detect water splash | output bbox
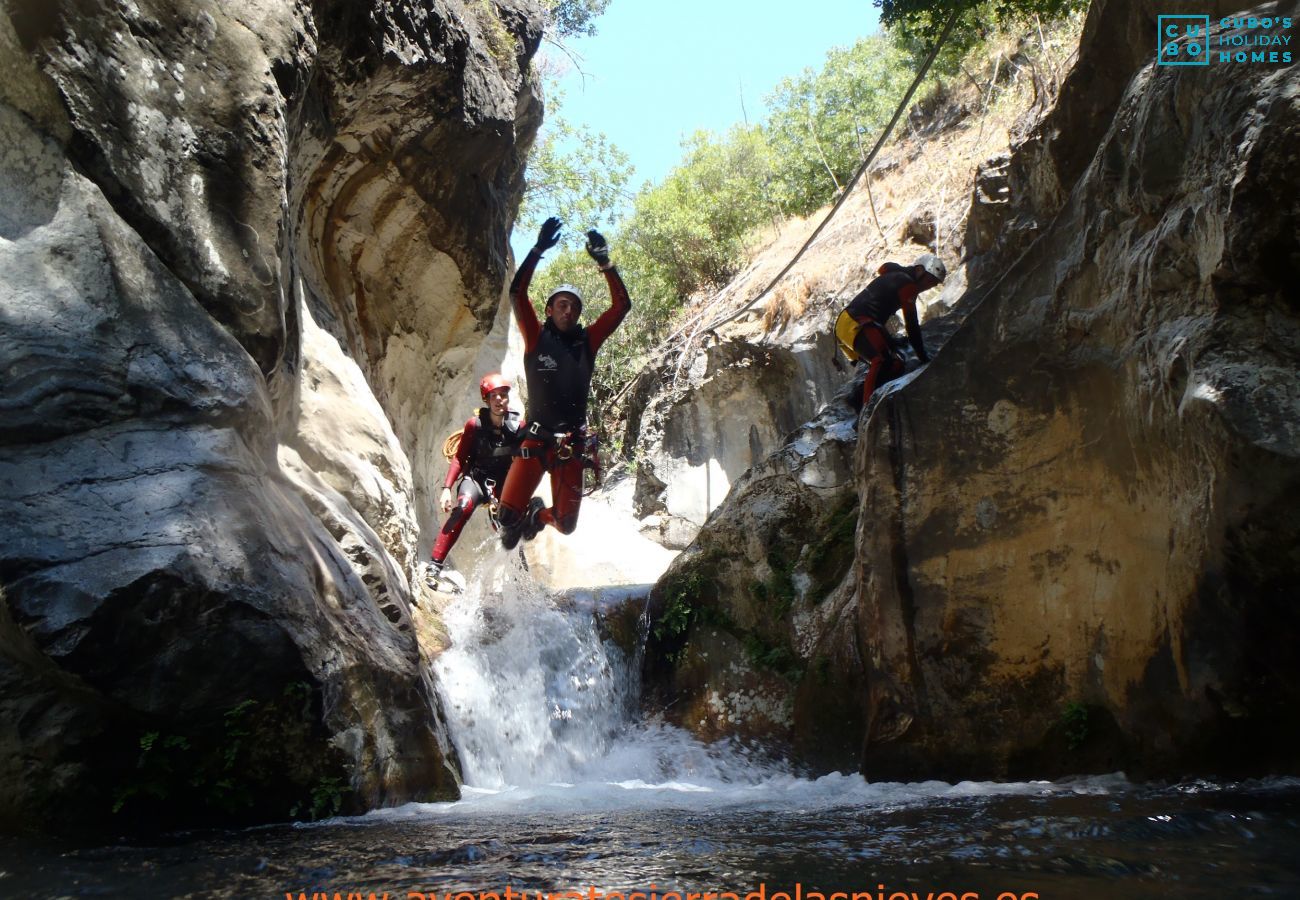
[427,550,1133,820]
[432,550,787,795]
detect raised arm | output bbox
[582,230,631,353]
[509,217,563,351]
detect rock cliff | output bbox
[643,0,1300,779]
[0,0,542,831]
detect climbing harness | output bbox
[513,422,602,488]
[484,477,501,531]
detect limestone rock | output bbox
[0,0,542,832]
[856,18,1300,779]
[963,0,1254,289]
[632,339,841,527]
[642,399,867,771]
[643,0,1300,781]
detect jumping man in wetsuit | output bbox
[837,253,946,407]
[429,372,523,587]
[497,216,631,550]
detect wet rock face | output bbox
[642,398,868,772]
[645,0,1300,780]
[0,0,540,831]
[856,18,1300,778]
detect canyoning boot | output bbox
[425,559,464,594]
[500,519,524,551]
[520,497,547,542]
[424,559,444,590]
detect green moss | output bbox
[1061,700,1089,750]
[654,552,722,641]
[805,494,860,602]
[751,547,798,618]
[472,0,516,65]
[651,553,724,667]
[112,681,349,824]
[743,633,804,682]
[290,775,349,821]
[813,654,833,685]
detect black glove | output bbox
[585,230,611,266]
[536,217,562,252]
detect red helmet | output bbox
[479,372,510,400]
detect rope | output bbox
[442,429,463,462]
[701,8,961,337]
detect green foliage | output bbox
[542,0,611,38]
[290,776,349,821]
[472,0,516,64]
[751,548,798,617]
[876,0,1088,70]
[519,93,634,236]
[742,633,803,682]
[763,36,914,216]
[112,731,190,813]
[626,126,777,296]
[1061,701,1089,750]
[112,682,349,823]
[655,566,714,641]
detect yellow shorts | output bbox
[834,310,862,362]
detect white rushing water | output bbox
[401,550,1131,822]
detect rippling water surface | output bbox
[4,559,1297,898]
[4,775,1299,899]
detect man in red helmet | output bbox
[497,216,631,550]
[834,253,946,408]
[428,372,523,587]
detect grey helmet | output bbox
[913,253,947,283]
[546,284,584,312]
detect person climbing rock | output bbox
[834,253,946,408]
[429,372,523,590]
[497,216,631,550]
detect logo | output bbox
[1158,14,1294,66]
[1159,15,1210,65]
[537,353,558,371]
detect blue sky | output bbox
[516,0,882,255]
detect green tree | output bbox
[624,125,777,297]
[876,0,1087,61]
[543,0,612,38]
[518,101,634,236]
[520,0,628,233]
[763,35,913,216]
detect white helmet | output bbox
[546,284,584,312]
[913,253,947,283]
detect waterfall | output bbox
[432,550,783,796]
[424,545,1132,822]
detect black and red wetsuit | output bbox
[431,407,523,565]
[843,263,930,405]
[497,249,631,535]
